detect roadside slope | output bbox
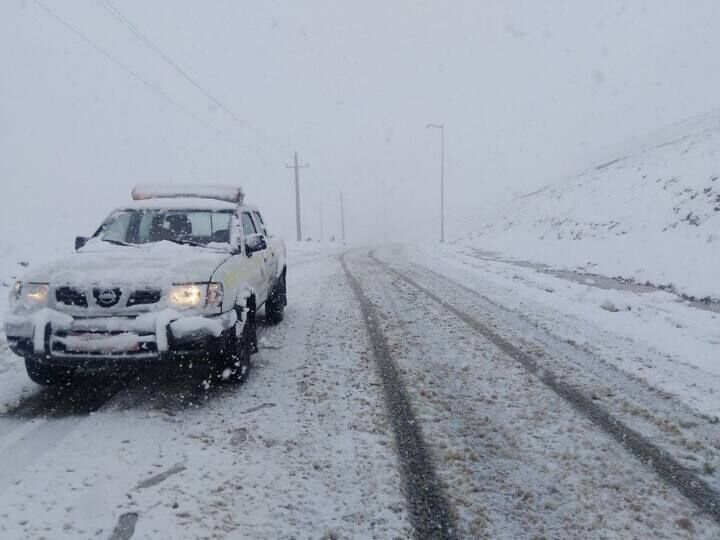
[460,110,720,300]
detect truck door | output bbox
[252,210,278,279]
[241,211,270,303]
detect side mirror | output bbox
[245,234,267,256]
[75,236,89,250]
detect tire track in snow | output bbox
[341,251,457,540]
[369,251,720,525]
[404,243,720,489]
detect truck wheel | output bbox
[25,356,75,386]
[218,321,252,384]
[265,271,286,324]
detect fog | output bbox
[2,0,720,250]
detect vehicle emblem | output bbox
[93,287,121,307]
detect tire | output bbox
[25,356,75,386]
[217,320,252,384]
[265,270,286,324]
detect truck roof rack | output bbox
[131,184,245,204]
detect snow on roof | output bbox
[132,184,245,204]
[119,197,238,211]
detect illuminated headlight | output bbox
[11,282,49,312]
[168,283,223,309]
[168,284,203,308]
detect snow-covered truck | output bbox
[4,185,286,385]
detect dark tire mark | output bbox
[135,463,186,490]
[108,512,138,540]
[341,251,457,540]
[370,251,720,524]
[241,402,276,414]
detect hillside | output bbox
[460,112,720,300]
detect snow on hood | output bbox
[21,240,231,287]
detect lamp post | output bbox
[426,123,445,242]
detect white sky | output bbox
[2,0,720,248]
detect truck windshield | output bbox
[96,209,233,246]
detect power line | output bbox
[97,0,250,130]
[33,0,237,144]
[97,0,286,152]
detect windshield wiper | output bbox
[162,238,206,248]
[101,238,136,247]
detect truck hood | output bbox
[22,242,232,288]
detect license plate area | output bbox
[60,333,142,354]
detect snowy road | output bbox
[1,245,719,538]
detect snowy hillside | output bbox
[460,112,720,300]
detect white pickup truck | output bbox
[4,185,286,385]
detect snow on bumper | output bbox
[4,308,238,358]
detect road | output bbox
[0,245,719,539]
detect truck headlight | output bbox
[11,282,49,312]
[168,283,223,309]
[168,284,204,307]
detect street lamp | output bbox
[426,123,445,242]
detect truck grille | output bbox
[127,289,162,306]
[56,287,88,307]
[54,287,162,309]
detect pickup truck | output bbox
[4,185,287,385]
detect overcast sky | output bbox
[3,0,720,250]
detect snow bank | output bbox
[459,111,720,299]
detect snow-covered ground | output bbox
[2,242,719,537]
[455,111,720,300]
[0,246,409,539]
[425,243,720,420]
[357,246,718,538]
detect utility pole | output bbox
[339,192,346,242]
[318,204,324,241]
[285,152,309,241]
[427,123,445,242]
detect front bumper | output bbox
[4,308,239,363]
